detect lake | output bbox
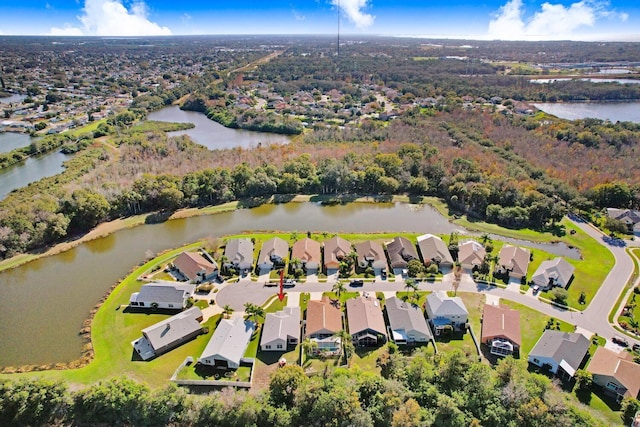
[530,78,640,84]
[0,150,71,200]
[0,94,26,104]
[147,106,291,150]
[0,132,32,154]
[532,101,640,123]
[0,201,579,367]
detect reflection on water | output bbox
[0,151,71,200]
[533,101,640,123]
[0,132,32,154]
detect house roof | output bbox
[416,234,454,265]
[200,316,256,365]
[323,236,352,268]
[532,258,575,288]
[607,208,640,226]
[385,297,432,340]
[173,251,218,281]
[346,296,387,337]
[130,282,195,305]
[529,330,590,374]
[224,238,254,267]
[306,296,343,336]
[291,238,321,265]
[142,306,203,351]
[588,347,640,399]
[481,304,522,346]
[426,291,469,317]
[258,237,289,265]
[260,307,300,346]
[498,245,530,277]
[386,237,419,268]
[458,240,486,267]
[354,240,385,264]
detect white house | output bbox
[257,237,289,274]
[224,238,254,274]
[129,282,196,310]
[425,291,468,334]
[385,296,432,344]
[199,316,256,369]
[528,330,590,379]
[531,258,575,290]
[260,307,301,351]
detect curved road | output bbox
[216,216,640,347]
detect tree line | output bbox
[3,349,634,426]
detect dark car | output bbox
[633,343,640,352]
[612,336,629,347]
[349,279,364,287]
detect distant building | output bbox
[588,347,640,403]
[257,237,289,274]
[606,208,640,236]
[131,306,203,360]
[323,236,352,274]
[458,240,486,270]
[386,237,419,271]
[496,245,530,280]
[291,238,322,274]
[354,240,387,271]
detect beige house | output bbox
[354,240,387,271]
[323,236,352,273]
[291,238,322,274]
[588,347,640,402]
[346,295,387,346]
[458,240,486,270]
[496,245,530,280]
[416,234,454,267]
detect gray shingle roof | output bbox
[142,306,203,351]
[130,282,195,305]
[426,291,468,317]
[346,296,387,337]
[386,297,432,339]
[224,238,254,268]
[258,237,289,265]
[260,307,300,346]
[532,258,575,288]
[200,316,256,366]
[416,234,454,265]
[386,237,419,269]
[530,330,590,372]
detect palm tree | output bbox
[222,304,234,319]
[244,302,265,324]
[479,233,492,246]
[302,338,318,360]
[335,329,355,366]
[332,281,347,305]
[404,279,419,304]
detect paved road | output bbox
[216,216,640,347]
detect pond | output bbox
[0,201,579,367]
[147,106,292,150]
[0,132,32,154]
[533,101,640,123]
[0,150,71,200]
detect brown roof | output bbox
[589,347,640,399]
[498,245,530,277]
[386,236,419,269]
[346,296,387,337]
[305,296,343,337]
[291,238,321,264]
[173,252,217,281]
[323,236,352,269]
[481,304,522,347]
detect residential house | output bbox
[291,238,322,274]
[198,316,256,369]
[531,258,575,290]
[129,282,196,310]
[481,304,522,357]
[607,208,640,236]
[386,237,419,272]
[416,234,454,268]
[458,240,486,270]
[257,237,289,274]
[425,291,469,335]
[354,240,387,272]
[346,296,387,346]
[385,296,432,344]
[173,251,218,282]
[224,238,254,274]
[305,296,343,355]
[323,236,352,274]
[496,245,530,280]
[131,306,203,360]
[588,347,640,402]
[260,307,301,351]
[528,331,590,379]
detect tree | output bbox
[391,398,423,427]
[62,189,110,232]
[574,369,592,393]
[621,398,640,426]
[551,288,568,305]
[302,338,318,358]
[223,304,234,319]
[244,302,265,324]
[404,279,419,303]
[72,377,148,426]
[268,365,307,408]
[0,378,69,426]
[332,281,347,305]
[407,259,425,278]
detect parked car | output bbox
[532,285,540,294]
[612,336,629,347]
[349,279,364,287]
[284,279,296,288]
[632,343,640,352]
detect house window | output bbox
[168,304,174,308]
[139,302,145,307]
[533,358,539,364]
[266,345,271,349]
[277,344,283,349]
[606,382,619,391]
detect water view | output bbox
[0,93,26,104]
[0,132,32,153]
[147,106,292,150]
[0,150,71,200]
[0,201,579,367]
[533,101,640,123]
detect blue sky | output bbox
[1,0,638,41]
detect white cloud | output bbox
[49,0,171,36]
[488,0,627,40]
[331,0,375,29]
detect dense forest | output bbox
[3,350,636,427]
